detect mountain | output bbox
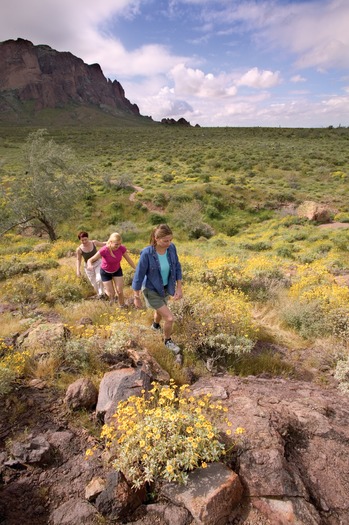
[0,38,152,125]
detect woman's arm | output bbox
[93,240,106,247]
[76,248,82,277]
[87,251,102,267]
[123,252,136,269]
[132,251,148,292]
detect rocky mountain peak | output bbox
[0,38,142,121]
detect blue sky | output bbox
[1,0,349,127]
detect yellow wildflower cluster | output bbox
[0,341,31,396]
[289,262,349,312]
[97,381,240,488]
[241,254,285,280]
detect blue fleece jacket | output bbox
[132,244,182,297]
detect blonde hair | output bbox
[106,232,122,257]
[150,224,173,246]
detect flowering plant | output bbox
[96,380,241,488]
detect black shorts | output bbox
[100,267,123,282]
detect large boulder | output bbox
[64,378,98,411]
[96,365,152,423]
[162,462,243,525]
[17,322,70,354]
[296,201,332,223]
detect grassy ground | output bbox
[0,125,349,395]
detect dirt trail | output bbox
[129,185,144,201]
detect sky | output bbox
[1,0,349,127]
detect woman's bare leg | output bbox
[155,304,174,340]
[114,276,125,306]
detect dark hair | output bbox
[78,231,89,240]
[150,224,173,246]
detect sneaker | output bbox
[174,353,183,366]
[165,339,181,355]
[151,323,161,332]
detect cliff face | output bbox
[0,38,140,119]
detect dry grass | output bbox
[0,313,32,338]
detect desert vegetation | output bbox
[1,124,349,489]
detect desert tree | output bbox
[0,129,91,241]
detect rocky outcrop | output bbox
[0,38,140,119]
[1,346,349,524]
[192,376,349,525]
[296,201,333,223]
[161,117,192,126]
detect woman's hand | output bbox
[133,295,142,309]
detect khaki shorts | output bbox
[143,287,169,310]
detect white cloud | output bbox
[254,0,349,70]
[0,0,187,79]
[290,75,306,83]
[237,67,281,89]
[170,64,238,97]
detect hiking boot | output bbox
[174,353,183,366]
[151,322,161,332]
[165,339,181,355]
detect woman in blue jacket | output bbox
[132,224,183,362]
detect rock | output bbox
[127,347,170,383]
[50,499,99,525]
[141,503,191,525]
[47,431,74,449]
[85,477,106,502]
[64,378,98,410]
[77,317,93,326]
[11,434,53,465]
[94,470,146,519]
[296,201,332,223]
[17,322,70,353]
[192,376,349,524]
[162,463,243,525]
[96,365,152,423]
[0,38,141,120]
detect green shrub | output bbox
[149,213,166,225]
[329,308,349,341]
[197,333,255,371]
[334,358,349,395]
[240,241,272,251]
[104,325,131,355]
[188,222,215,239]
[58,339,95,373]
[0,258,59,280]
[281,300,330,338]
[0,367,16,396]
[48,280,83,304]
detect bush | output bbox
[281,300,330,338]
[197,333,255,371]
[104,325,131,355]
[188,222,215,239]
[58,339,95,373]
[334,358,349,395]
[48,280,83,304]
[0,257,59,281]
[0,342,31,396]
[240,241,272,251]
[329,308,349,341]
[95,381,238,488]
